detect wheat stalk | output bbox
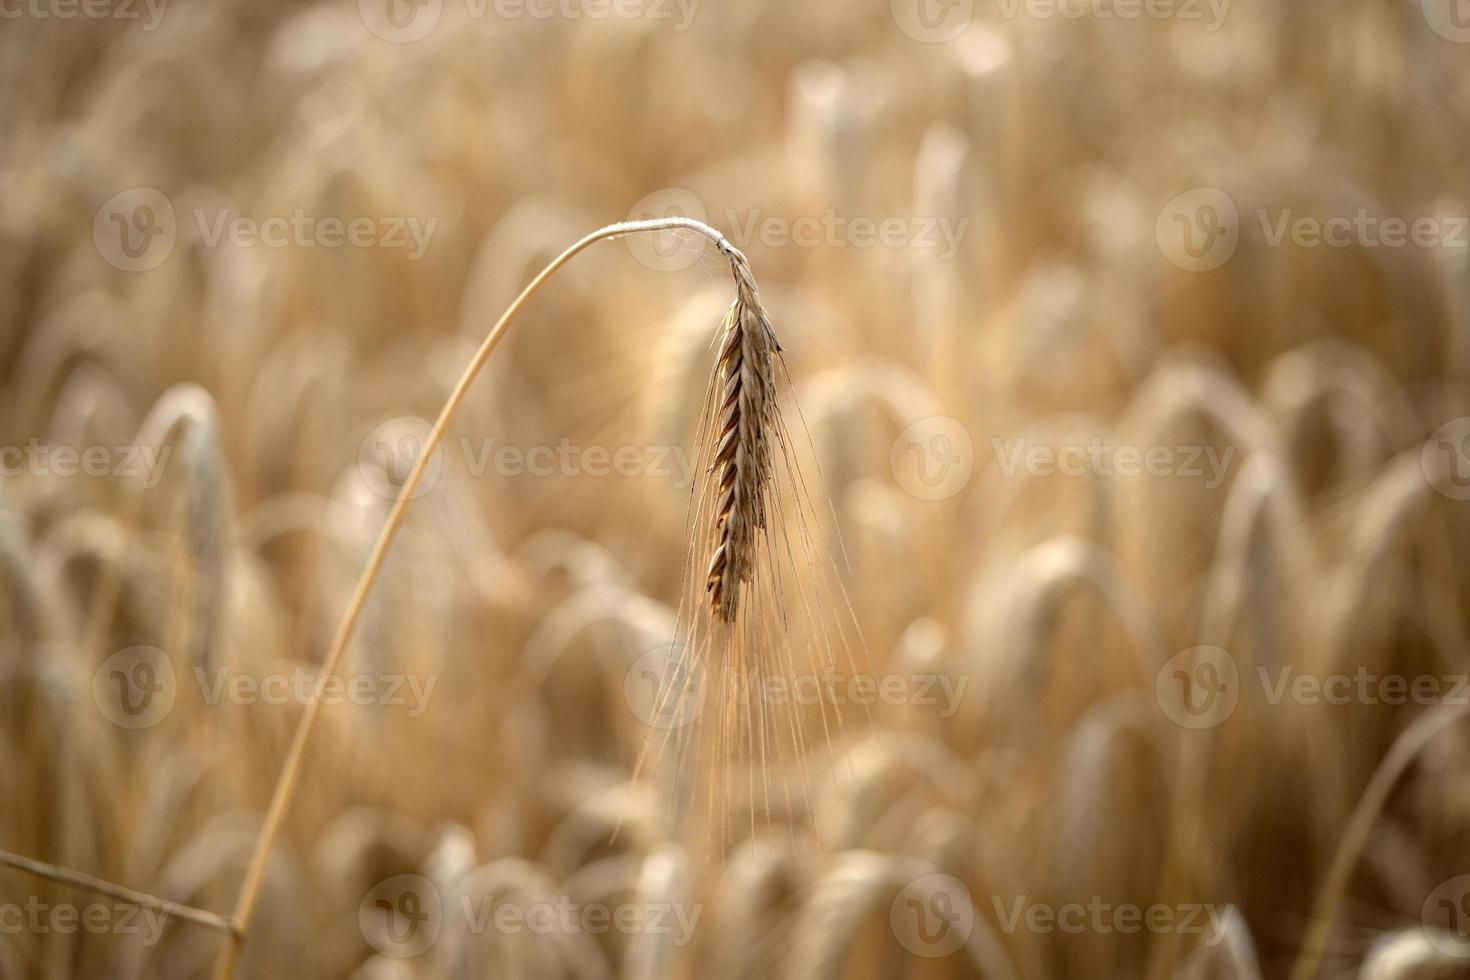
[213,216,779,979]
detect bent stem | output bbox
[1287,701,1470,980]
[214,217,743,979]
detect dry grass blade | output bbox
[0,847,238,939]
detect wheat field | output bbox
[3,1,1470,978]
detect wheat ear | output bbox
[215,216,774,979]
[705,247,780,622]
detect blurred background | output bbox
[4,0,1470,977]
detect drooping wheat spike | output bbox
[705,238,781,623]
[217,216,802,979]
